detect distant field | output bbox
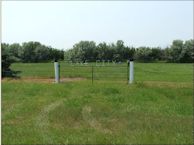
[2,62,193,144]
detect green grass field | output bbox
[2,62,193,144]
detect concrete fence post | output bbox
[54,61,60,83]
[129,59,134,84]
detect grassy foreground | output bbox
[2,62,193,144]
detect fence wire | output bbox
[61,65,129,83]
[8,64,129,83]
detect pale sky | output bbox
[2,1,193,50]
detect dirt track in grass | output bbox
[2,77,86,83]
[35,99,66,144]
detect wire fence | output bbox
[60,65,129,83]
[7,62,129,83]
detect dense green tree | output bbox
[115,40,125,61]
[179,39,194,63]
[21,41,41,62]
[19,42,64,62]
[1,43,18,77]
[49,48,64,61]
[34,45,50,62]
[150,47,163,61]
[123,46,135,60]
[134,47,152,62]
[96,42,110,60]
[164,39,193,63]
[170,40,184,62]
[8,43,22,61]
[69,41,96,62]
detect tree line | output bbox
[2,41,64,63]
[64,39,194,63]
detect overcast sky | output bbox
[2,1,193,50]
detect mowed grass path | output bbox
[2,62,193,144]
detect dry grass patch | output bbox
[143,81,192,88]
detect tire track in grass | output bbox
[82,106,112,134]
[36,101,111,143]
[35,99,66,144]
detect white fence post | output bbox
[129,59,134,84]
[54,61,60,83]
